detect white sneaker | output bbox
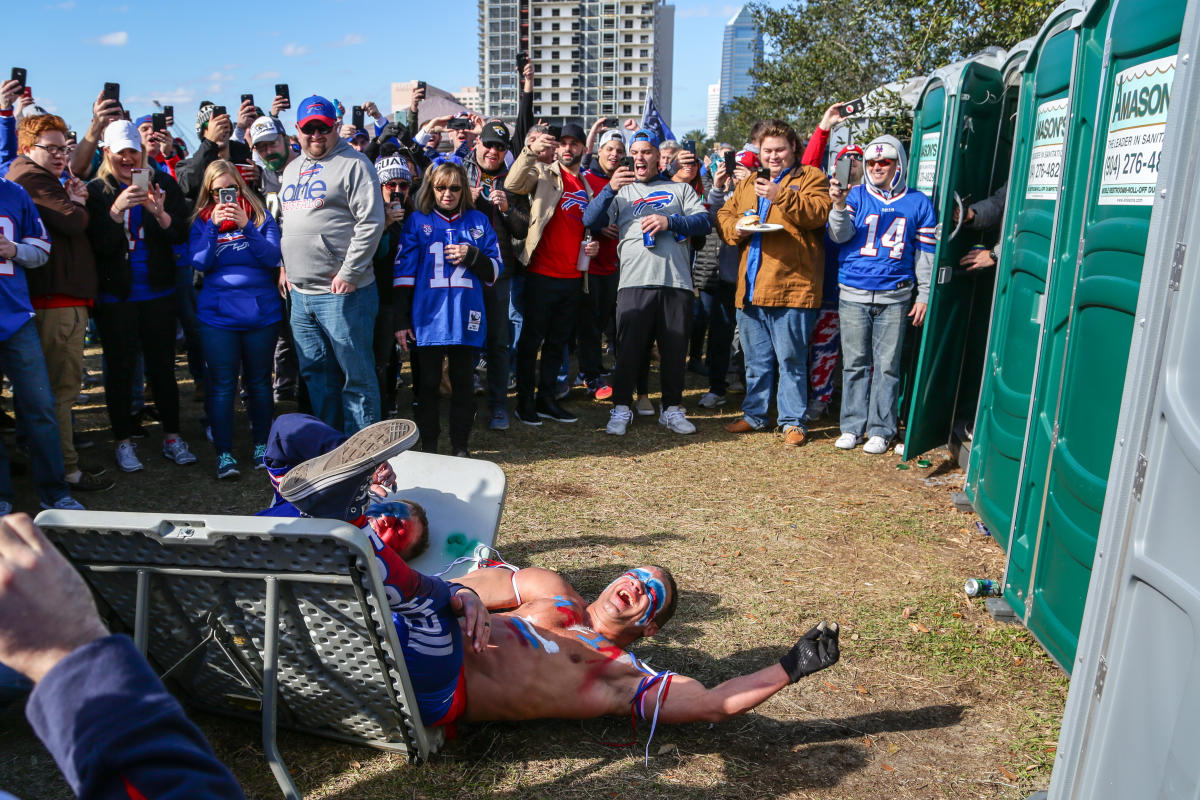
[834,432,860,450]
[863,435,890,455]
[635,396,655,416]
[163,437,198,465]
[658,405,697,434]
[698,392,727,409]
[606,405,633,435]
[116,441,144,472]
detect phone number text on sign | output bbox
[915,132,939,195]
[1098,55,1175,206]
[1026,98,1068,201]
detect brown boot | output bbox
[783,426,807,447]
[724,419,760,434]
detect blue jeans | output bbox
[736,304,818,431]
[289,287,380,436]
[200,321,279,452]
[699,281,737,396]
[0,320,68,504]
[838,298,912,440]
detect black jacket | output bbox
[175,138,254,205]
[461,148,530,279]
[85,169,189,301]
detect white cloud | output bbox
[48,1,76,10]
[331,33,365,46]
[253,71,281,81]
[205,71,235,83]
[282,43,308,57]
[95,30,129,46]
[126,86,197,107]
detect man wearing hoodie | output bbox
[279,95,386,436]
[827,136,935,455]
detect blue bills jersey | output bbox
[393,208,502,349]
[836,183,937,292]
[0,179,50,341]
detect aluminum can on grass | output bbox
[964,578,1001,597]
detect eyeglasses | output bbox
[433,185,463,193]
[866,158,895,167]
[843,154,863,161]
[383,181,410,191]
[300,123,333,135]
[33,144,73,157]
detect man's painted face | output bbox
[602,567,667,628]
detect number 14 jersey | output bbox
[836,183,937,293]
[393,208,502,349]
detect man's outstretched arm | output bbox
[651,622,840,724]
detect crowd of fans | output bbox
[0,62,945,505]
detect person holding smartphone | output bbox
[188,160,283,479]
[85,120,197,473]
[693,146,742,411]
[393,161,502,457]
[175,102,254,206]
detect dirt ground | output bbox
[0,348,1067,799]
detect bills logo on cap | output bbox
[422,224,433,236]
[632,190,674,214]
[560,189,589,214]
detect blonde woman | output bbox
[189,160,283,478]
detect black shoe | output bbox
[73,433,95,450]
[515,399,542,426]
[66,470,115,492]
[452,449,470,458]
[536,397,578,423]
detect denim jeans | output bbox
[290,287,380,436]
[200,322,279,452]
[699,281,737,396]
[736,304,818,431]
[0,320,68,505]
[838,298,912,440]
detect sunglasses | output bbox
[434,184,463,193]
[300,123,333,135]
[843,154,864,161]
[866,158,896,167]
[383,181,410,191]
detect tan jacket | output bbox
[716,164,831,309]
[503,146,593,266]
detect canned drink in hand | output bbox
[445,228,457,246]
[643,229,656,248]
[577,235,592,272]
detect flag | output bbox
[640,95,676,145]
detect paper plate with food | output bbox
[736,214,784,233]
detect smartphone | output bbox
[275,83,290,106]
[130,168,151,191]
[757,167,771,181]
[834,156,852,187]
[839,96,867,117]
[682,139,696,153]
[448,117,473,131]
[152,113,167,132]
[417,80,426,92]
[515,51,528,71]
[11,68,26,90]
[547,124,562,139]
[723,151,737,176]
[352,106,365,130]
[211,105,227,118]
[620,156,635,170]
[102,82,120,102]
[241,93,254,107]
[22,86,32,99]
[217,187,239,205]
[163,105,174,121]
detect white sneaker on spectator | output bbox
[635,396,655,416]
[116,441,144,472]
[698,392,726,409]
[834,433,861,450]
[606,405,633,435]
[862,435,889,455]
[41,496,85,511]
[163,437,198,465]
[658,405,696,434]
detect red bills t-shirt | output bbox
[529,169,588,279]
[582,169,619,277]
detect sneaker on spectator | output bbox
[115,441,144,472]
[862,435,890,455]
[163,437,198,465]
[606,405,633,435]
[40,495,85,511]
[698,392,726,409]
[73,433,95,450]
[216,452,240,480]
[554,380,571,401]
[489,408,510,431]
[659,405,697,434]
[0,501,10,515]
[586,378,612,401]
[536,397,577,423]
[834,432,861,450]
[254,443,268,468]
[453,449,470,458]
[515,399,542,426]
[65,470,114,492]
[635,396,655,416]
[727,376,746,394]
[279,419,419,520]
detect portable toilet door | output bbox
[900,49,1007,461]
[1013,0,1186,671]
[963,3,1085,555]
[1047,1,1200,790]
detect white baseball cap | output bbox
[249,115,283,144]
[100,120,142,153]
[598,129,624,147]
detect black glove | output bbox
[779,621,840,683]
[459,245,496,282]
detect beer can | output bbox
[444,228,457,246]
[577,235,592,272]
[964,578,1001,597]
[643,229,656,248]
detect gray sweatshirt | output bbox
[279,137,385,292]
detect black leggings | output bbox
[414,345,478,453]
[95,295,181,440]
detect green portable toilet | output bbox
[1007,0,1185,671]
[963,3,1085,554]
[901,49,1008,460]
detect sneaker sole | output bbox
[118,462,144,473]
[516,415,542,427]
[537,412,578,423]
[278,419,418,504]
[217,470,241,480]
[636,409,655,417]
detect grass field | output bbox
[0,349,1068,799]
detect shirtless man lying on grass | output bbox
[277,420,842,735]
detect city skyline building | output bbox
[718,5,761,112]
[705,82,719,138]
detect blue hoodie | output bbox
[189,212,283,330]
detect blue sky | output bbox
[6,1,780,146]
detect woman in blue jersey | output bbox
[393,161,502,457]
[189,160,283,479]
[85,120,198,473]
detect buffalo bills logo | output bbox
[631,191,674,215]
[422,224,433,236]
[297,163,324,179]
[559,189,589,214]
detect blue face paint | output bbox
[626,568,667,627]
[365,500,411,521]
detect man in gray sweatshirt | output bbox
[280,95,386,435]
